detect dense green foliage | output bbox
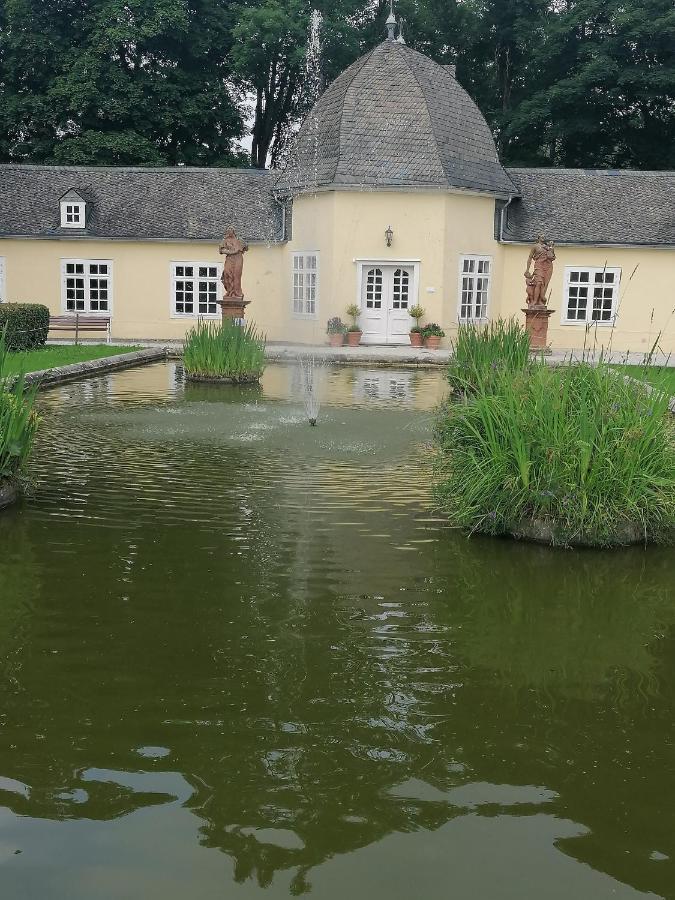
[0,330,39,482]
[2,344,140,376]
[447,319,532,395]
[1,0,671,168]
[183,319,266,380]
[0,304,50,351]
[435,362,675,546]
[0,0,246,166]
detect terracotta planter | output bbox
[424,335,442,350]
[346,330,362,347]
[328,332,345,347]
[409,331,423,347]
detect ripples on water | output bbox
[0,361,673,899]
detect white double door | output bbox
[359,264,414,344]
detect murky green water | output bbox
[0,361,673,899]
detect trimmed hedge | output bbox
[0,304,50,351]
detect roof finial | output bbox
[396,16,406,43]
[385,0,397,40]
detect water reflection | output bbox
[0,363,672,898]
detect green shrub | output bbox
[434,362,675,547]
[183,319,266,381]
[0,329,39,482]
[0,303,50,352]
[448,318,531,394]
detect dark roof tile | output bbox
[0,165,282,242]
[505,168,675,245]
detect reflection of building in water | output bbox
[354,370,414,404]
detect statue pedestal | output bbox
[523,306,554,354]
[218,297,250,323]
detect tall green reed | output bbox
[447,319,531,394]
[0,328,39,482]
[183,319,266,380]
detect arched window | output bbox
[365,268,383,309]
[392,268,410,309]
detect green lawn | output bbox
[611,365,675,396]
[3,344,141,376]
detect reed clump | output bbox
[0,329,39,489]
[183,319,266,382]
[435,361,675,547]
[447,318,531,395]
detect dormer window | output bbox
[59,190,86,229]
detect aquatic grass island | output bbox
[182,319,266,384]
[435,323,675,548]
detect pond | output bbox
[0,361,673,899]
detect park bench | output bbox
[49,314,111,345]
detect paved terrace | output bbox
[98,341,674,368]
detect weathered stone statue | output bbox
[219,227,248,298]
[524,235,556,306]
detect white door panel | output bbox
[360,264,415,345]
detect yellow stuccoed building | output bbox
[1,37,673,354]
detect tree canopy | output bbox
[0,0,673,168]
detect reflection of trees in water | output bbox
[0,511,674,895]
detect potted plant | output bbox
[345,304,362,347]
[326,316,346,347]
[408,304,425,347]
[422,322,445,349]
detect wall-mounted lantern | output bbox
[385,225,394,247]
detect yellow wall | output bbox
[0,237,285,341]
[501,244,675,354]
[443,192,503,339]
[287,188,500,342]
[1,196,674,354]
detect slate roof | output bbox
[0,165,283,242]
[276,40,515,197]
[504,168,675,245]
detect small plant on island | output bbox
[408,305,425,346]
[0,329,39,509]
[183,318,266,383]
[326,316,346,347]
[434,360,675,547]
[345,304,362,347]
[422,322,445,349]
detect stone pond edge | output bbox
[0,478,20,510]
[24,348,168,391]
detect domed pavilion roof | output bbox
[276,39,515,197]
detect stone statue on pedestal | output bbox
[219,227,248,298]
[524,235,556,307]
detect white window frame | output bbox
[60,201,86,228]
[457,255,492,323]
[292,252,319,318]
[562,266,621,326]
[170,261,223,319]
[60,259,113,315]
[0,257,5,303]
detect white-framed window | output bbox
[563,266,621,325]
[458,255,491,322]
[171,262,222,317]
[61,259,112,314]
[392,268,410,309]
[292,252,319,317]
[0,257,5,303]
[60,202,85,228]
[365,267,383,309]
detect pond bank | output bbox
[24,347,167,390]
